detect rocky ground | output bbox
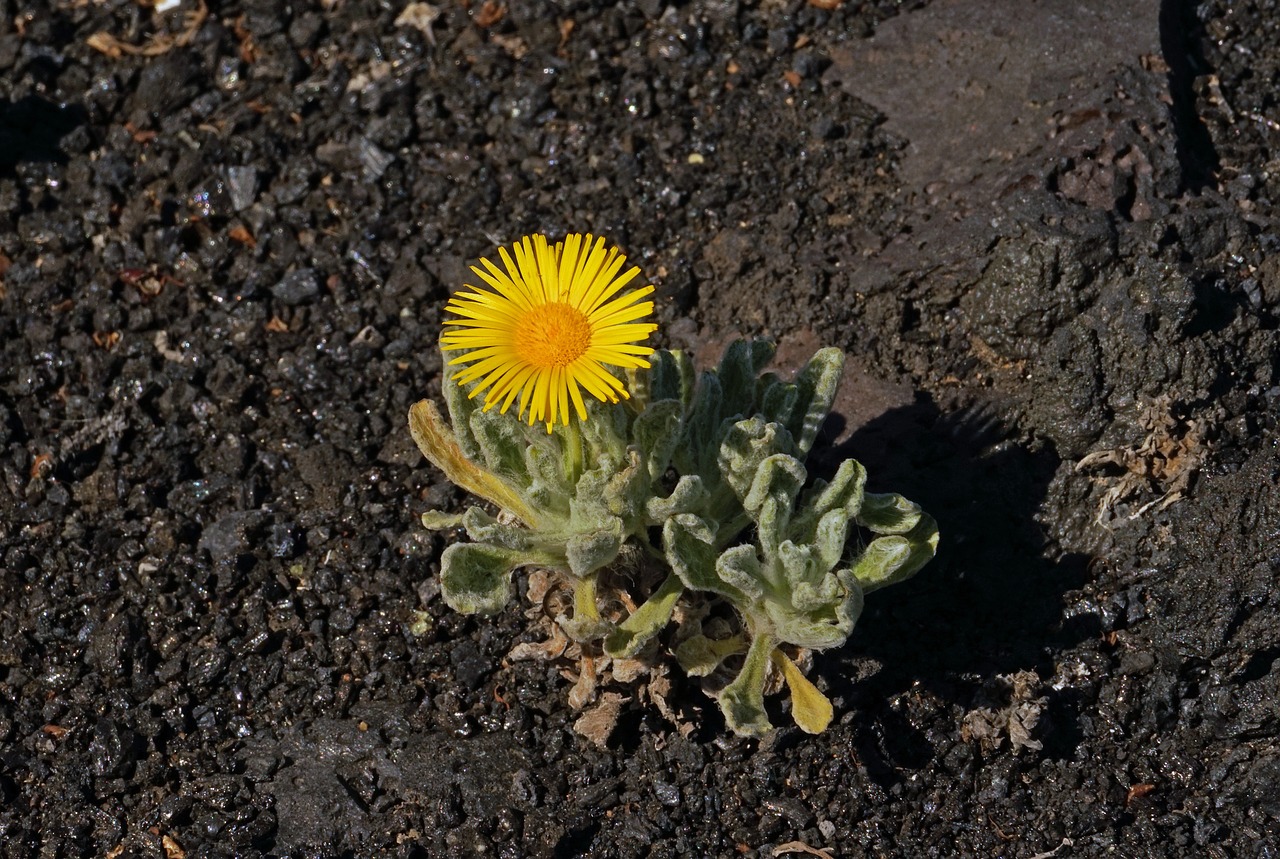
[1,0,1278,856]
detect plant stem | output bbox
[561,419,584,485]
[573,573,601,623]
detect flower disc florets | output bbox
[441,233,658,431]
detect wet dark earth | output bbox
[2,0,1279,856]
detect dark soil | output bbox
[2,0,1278,856]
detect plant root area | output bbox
[1,0,1277,856]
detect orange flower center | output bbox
[513,302,592,369]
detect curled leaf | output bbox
[852,514,939,594]
[409,400,542,527]
[857,492,923,534]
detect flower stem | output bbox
[561,419,584,485]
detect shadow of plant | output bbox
[809,392,1090,783]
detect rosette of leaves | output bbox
[409,354,703,641]
[599,340,846,659]
[664,362,939,735]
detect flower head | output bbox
[441,234,658,431]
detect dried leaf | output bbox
[408,400,542,527]
[610,656,648,684]
[647,667,695,737]
[573,692,626,748]
[491,33,528,59]
[161,834,185,859]
[1125,783,1155,806]
[232,15,258,63]
[85,32,124,59]
[772,650,833,734]
[526,569,553,602]
[507,627,569,662]
[395,3,443,46]
[567,655,598,709]
[960,670,1046,752]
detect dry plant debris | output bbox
[86,0,208,58]
[1075,396,1205,526]
[961,670,1048,753]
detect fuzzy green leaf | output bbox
[664,514,747,602]
[765,605,845,648]
[567,462,616,526]
[604,574,684,658]
[811,508,852,571]
[743,453,806,517]
[458,506,534,551]
[852,513,939,593]
[791,459,867,542]
[564,517,625,578]
[764,573,862,650]
[717,631,776,736]
[580,400,629,466]
[469,405,532,486]
[440,360,484,463]
[745,454,807,563]
[777,540,817,586]
[632,349,684,406]
[523,439,573,512]
[674,634,745,676]
[645,474,708,523]
[717,339,775,420]
[602,449,649,518]
[758,374,800,426]
[715,544,767,601]
[787,347,844,456]
[631,399,684,484]
[676,372,723,476]
[718,419,796,501]
[858,492,924,534]
[439,542,553,615]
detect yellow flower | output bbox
[441,233,658,431]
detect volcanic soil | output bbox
[1,0,1278,856]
